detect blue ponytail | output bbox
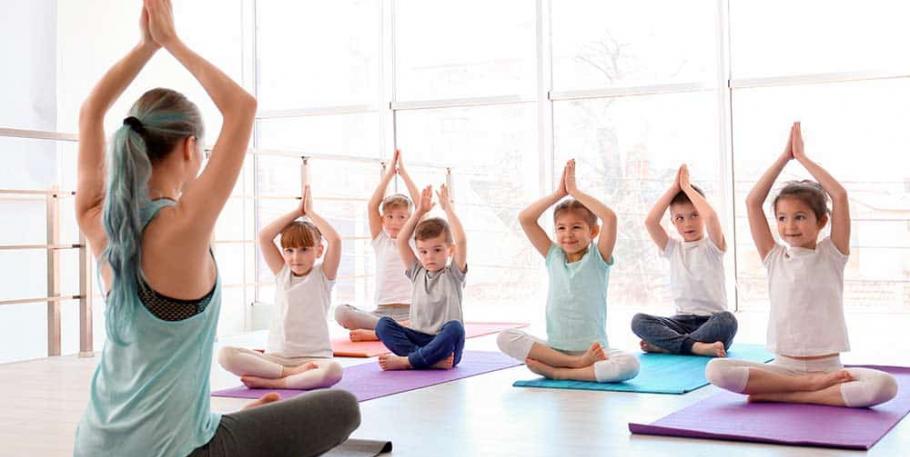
[101,88,203,344]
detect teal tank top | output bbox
[545,243,614,352]
[74,199,221,457]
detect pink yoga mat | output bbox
[212,351,523,402]
[331,321,528,357]
[629,365,910,450]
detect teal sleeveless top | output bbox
[74,199,221,457]
[545,243,614,352]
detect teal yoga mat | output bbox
[513,343,774,394]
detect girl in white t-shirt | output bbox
[218,186,343,390]
[335,149,420,341]
[635,164,737,357]
[706,122,897,408]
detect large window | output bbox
[395,0,536,101]
[731,79,910,311]
[2,0,910,362]
[553,92,722,309]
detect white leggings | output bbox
[217,346,343,390]
[705,355,898,408]
[496,329,639,383]
[334,304,410,330]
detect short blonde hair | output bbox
[381,193,412,214]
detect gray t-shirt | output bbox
[406,260,466,335]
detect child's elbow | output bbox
[745,193,763,207]
[237,92,258,115]
[830,188,848,204]
[518,208,537,223]
[257,231,273,244]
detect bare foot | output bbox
[574,342,608,368]
[378,354,412,371]
[241,375,286,389]
[349,329,379,342]
[242,392,281,410]
[431,353,455,369]
[640,340,669,354]
[802,369,854,391]
[526,358,559,379]
[282,361,319,377]
[691,341,726,357]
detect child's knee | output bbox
[630,313,652,334]
[217,346,239,372]
[323,361,344,386]
[442,320,465,338]
[716,311,738,330]
[374,317,396,337]
[841,370,898,407]
[705,359,748,393]
[334,305,354,328]
[594,353,639,383]
[496,329,530,360]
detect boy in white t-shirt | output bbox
[634,164,738,357]
[335,149,420,341]
[706,122,896,408]
[218,186,343,390]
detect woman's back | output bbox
[76,200,223,457]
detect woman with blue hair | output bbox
[73,1,359,456]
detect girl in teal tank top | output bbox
[73,2,359,456]
[496,160,640,384]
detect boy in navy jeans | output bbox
[375,184,467,370]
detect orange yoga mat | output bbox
[331,321,529,358]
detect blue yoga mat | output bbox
[512,343,774,394]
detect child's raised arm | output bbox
[746,123,794,260]
[397,186,434,268]
[519,164,568,257]
[791,122,850,254]
[368,150,399,239]
[437,184,466,272]
[565,160,617,262]
[679,165,726,251]
[303,186,342,280]
[258,199,304,276]
[644,169,680,252]
[395,150,422,210]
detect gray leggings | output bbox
[189,390,360,457]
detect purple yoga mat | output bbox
[629,365,910,450]
[212,351,522,402]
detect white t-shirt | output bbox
[661,237,728,316]
[764,237,850,357]
[266,263,334,359]
[372,231,413,306]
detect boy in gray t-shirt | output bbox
[374,184,467,370]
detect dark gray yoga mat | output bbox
[325,439,392,456]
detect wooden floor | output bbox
[2,311,910,456]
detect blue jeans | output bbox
[374,317,465,369]
[631,311,738,355]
